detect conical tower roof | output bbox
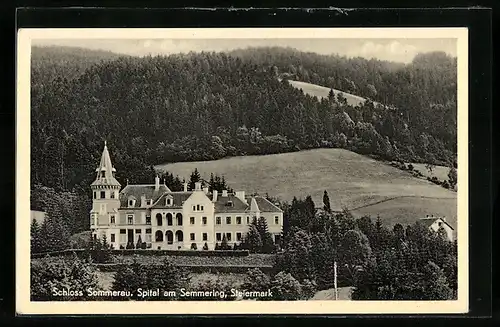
[91,141,121,187]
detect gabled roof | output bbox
[119,184,171,208]
[246,196,283,213]
[152,192,193,209]
[419,217,454,230]
[214,194,248,213]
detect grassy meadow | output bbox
[287,80,382,107]
[156,148,457,229]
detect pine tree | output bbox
[323,190,331,213]
[220,234,229,250]
[243,222,263,253]
[30,219,43,254]
[136,235,143,250]
[188,168,201,190]
[256,216,275,253]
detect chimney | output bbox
[203,187,209,194]
[154,175,160,191]
[140,195,146,207]
[222,190,228,197]
[212,190,218,202]
[183,182,188,192]
[195,182,202,191]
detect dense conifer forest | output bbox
[30,45,457,234]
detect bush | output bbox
[202,242,209,250]
[31,254,101,301]
[269,271,303,300]
[126,242,135,249]
[442,181,450,189]
[407,164,414,171]
[120,245,124,250]
[214,243,221,250]
[141,242,147,250]
[190,243,197,250]
[111,257,190,300]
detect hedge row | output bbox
[31,248,250,259]
[95,263,273,274]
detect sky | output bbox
[32,38,457,64]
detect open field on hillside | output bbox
[156,149,457,228]
[287,80,381,107]
[410,163,452,182]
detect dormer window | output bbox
[146,199,152,206]
[128,197,136,208]
[100,171,105,178]
[165,196,173,206]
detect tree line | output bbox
[31,46,457,200]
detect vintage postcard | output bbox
[17,27,468,315]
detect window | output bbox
[110,215,115,224]
[146,200,152,206]
[202,217,207,225]
[166,231,173,244]
[135,229,141,234]
[275,216,279,225]
[203,233,208,241]
[155,231,163,242]
[216,217,221,225]
[246,216,250,224]
[110,234,115,242]
[156,213,163,226]
[100,191,105,199]
[176,213,183,226]
[166,197,172,206]
[93,192,96,199]
[196,204,200,211]
[192,205,196,211]
[201,205,204,211]
[101,171,105,178]
[128,200,134,207]
[236,216,242,224]
[216,233,222,241]
[226,216,231,224]
[226,233,232,241]
[145,228,151,234]
[146,216,151,225]
[127,215,133,225]
[190,233,195,241]
[236,232,242,241]
[190,217,195,225]
[120,229,126,234]
[111,192,115,199]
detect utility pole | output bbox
[334,261,338,300]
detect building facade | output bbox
[90,142,283,250]
[419,216,454,242]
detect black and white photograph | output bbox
[16,28,468,314]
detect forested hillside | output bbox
[31,46,126,83]
[30,45,457,234]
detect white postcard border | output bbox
[16,27,469,315]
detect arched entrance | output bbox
[166,230,174,244]
[155,230,163,242]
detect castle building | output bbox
[90,142,283,250]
